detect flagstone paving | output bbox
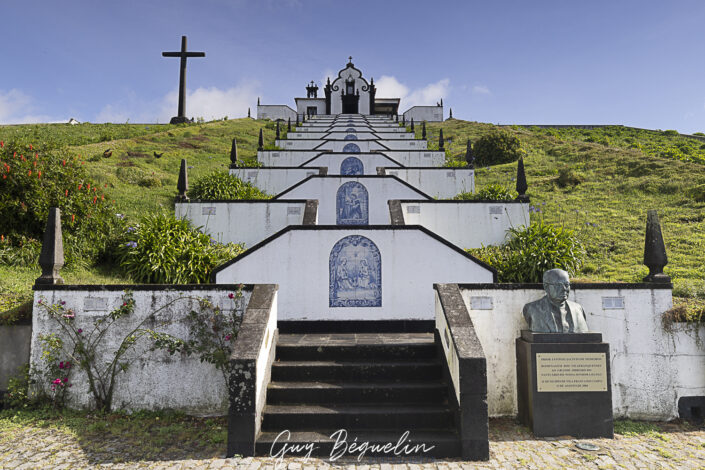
[1,418,704,469]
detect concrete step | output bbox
[261,404,454,431]
[267,381,447,405]
[276,333,436,361]
[270,360,442,382]
[256,429,460,458]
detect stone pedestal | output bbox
[516,330,613,438]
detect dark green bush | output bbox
[556,167,585,187]
[189,170,269,200]
[453,183,516,201]
[473,130,525,167]
[0,141,124,266]
[470,220,584,283]
[117,212,244,283]
[663,130,679,136]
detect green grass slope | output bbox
[1,118,704,319]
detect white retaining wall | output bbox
[403,106,444,122]
[213,228,495,320]
[389,168,475,198]
[30,286,252,413]
[230,167,322,195]
[302,153,403,174]
[275,177,428,224]
[458,285,703,420]
[175,201,308,248]
[257,105,297,121]
[400,201,529,248]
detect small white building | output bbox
[257,58,444,121]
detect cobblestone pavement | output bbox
[1,419,704,469]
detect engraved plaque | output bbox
[406,205,420,214]
[272,153,280,157]
[297,133,302,137]
[489,206,503,215]
[470,296,493,310]
[602,297,625,309]
[287,206,302,215]
[84,297,108,311]
[202,206,216,216]
[446,171,454,177]
[286,142,292,146]
[410,142,416,146]
[536,353,607,392]
[424,153,431,158]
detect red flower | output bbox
[78,183,82,190]
[38,171,41,179]
[71,214,75,222]
[2,175,5,180]
[62,159,66,166]
[87,183,90,191]
[28,170,31,176]
[33,160,37,167]
[65,189,69,197]
[93,196,97,204]
[0,141,3,147]
[101,194,104,201]
[35,153,38,159]
[29,144,33,150]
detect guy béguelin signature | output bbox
[271,429,435,463]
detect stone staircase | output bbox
[255,324,460,458]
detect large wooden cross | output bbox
[162,36,205,124]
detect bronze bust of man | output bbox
[522,268,589,333]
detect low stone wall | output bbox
[458,283,703,420]
[257,105,296,121]
[403,106,444,122]
[388,168,474,199]
[0,325,32,392]
[31,285,252,414]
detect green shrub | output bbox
[693,132,705,136]
[4,365,33,408]
[473,130,525,167]
[138,175,162,188]
[556,167,585,187]
[453,183,516,201]
[189,170,269,200]
[117,212,244,283]
[0,142,125,266]
[470,220,584,283]
[663,130,679,136]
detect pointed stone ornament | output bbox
[465,140,474,168]
[230,138,238,166]
[296,114,300,126]
[449,108,453,119]
[422,121,427,139]
[395,114,399,122]
[440,98,443,106]
[643,210,670,282]
[258,129,263,151]
[302,113,305,123]
[516,156,529,202]
[247,108,251,118]
[177,159,189,202]
[402,115,406,126]
[439,129,445,151]
[276,121,280,139]
[410,118,414,132]
[35,207,64,286]
[257,97,260,106]
[287,117,291,132]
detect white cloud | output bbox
[472,85,491,95]
[375,76,450,109]
[96,81,260,123]
[0,89,56,124]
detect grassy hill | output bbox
[2,118,704,319]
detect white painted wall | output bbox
[287,131,412,140]
[276,140,411,152]
[229,167,321,195]
[175,201,307,248]
[275,177,428,224]
[389,168,475,198]
[457,286,703,420]
[380,151,446,167]
[30,287,252,413]
[257,150,319,167]
[295,98,326,116]
[257,105,297,121]
[401,201,529,248]
[403,106,444,122]
[214,228,495,320]
[302,153,402,174]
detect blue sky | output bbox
[2,1,705,133]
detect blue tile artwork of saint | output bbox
[336,181,369,225]
[344,134,358,140]
[340,156,364,175]
[343,143,361,153]
[329,235,382,307]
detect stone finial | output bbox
[395,114,398,122]
[465,140,474,168]
[276,121,280,139]
[410,118,414,132]
[643,210,670,282]
[230,138,238,165]
[35,207,64,286]
[422,121,427,139]
[302,113,306,123]
[287,117,291,132]
[439,129,445,151]
[258,129,263,151]
[516,156,529,202]
[247,107,251,118]
[440,98,443,106]
[177,159,189,202]
[402,115,406,126]
[449,108,453,119]
[257,97,260,106]
[296,114,300,126]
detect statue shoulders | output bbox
[566,299,585,312]
[523,295,550,313]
